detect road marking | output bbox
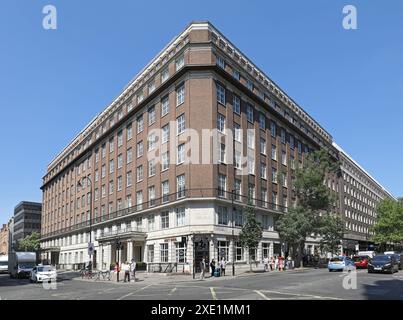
[210,287,218,300]
[260,289,341,300]
[168,287,177,295]
[117,284,153,300]
[254,290,271,300]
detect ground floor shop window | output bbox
[262,242,270,258]
[160,243,168,262]
[236,242,244,262]
[218,241,229,261]
[147,245,154,263]
[249,248,257,261]
[175,242,186,263]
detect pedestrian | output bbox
[275,256,279,271]
[199,258,206,280]
[220,258,226,276]
[123,261,130,282]
[279,256,284,271]
[130,257,137,282]
[269,256,274,271]
[263,256,269,272]
[210,259,216,277]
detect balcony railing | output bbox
[41,188,288,239]
[96,225,145,241]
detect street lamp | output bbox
[77,175,93,271]
[231,189,236,276]
[115,239,123,282]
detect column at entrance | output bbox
[127,241,133,262]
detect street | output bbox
[0,268,402,300]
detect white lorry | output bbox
[8,252,36,278]
[0,254,8,273]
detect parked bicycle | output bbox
[94,270,111,281]
[80,268,95,279]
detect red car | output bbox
[353,255,370,269]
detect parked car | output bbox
[29,265,57,283]
[385,253,403,270]
[368,254,399,274]
[353,255,370,269]
[328,256,356,272]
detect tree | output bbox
[277,149,340,267]
[239,205,263,271]
[371,199,403,248]
[17,232,41,252]
[319,214,345,256]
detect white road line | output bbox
[254,290,271,300]
[116,284,153,300]
[210,287,218,300]
[260,289,341,300]
[168,287,177,295]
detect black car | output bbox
[368,254,399,274]
[388,253,403,270]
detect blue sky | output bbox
[0,0,402,225]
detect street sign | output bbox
[88,242,95,256]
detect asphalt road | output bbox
[0,268,402,300]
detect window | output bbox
[161,69,169,83]
[262,242,270,257]
[94,188,99,201]
[272,168,278,183]
[217,206,228,225]
[137,115,144,133]
[248,156,255,175]
[102,144,106,158]
[161,95,169,117]
[232,69,240,80]
[218,241,229,261]
[291,156,295,170]
[117,176,122,191]
[217,56,225,68]
[117,131,123,147]
[177,114,185,135]
[261,189,268,207]
[247,80,254,91]
[270,121,276,137]
[126,194,132,208]
[109,180,114,195]
[175,242,187,263]
[176,55,184,70]
[281,151,287,166]
[289,135,295,149]
[177,144,185,164]
[127,148,133,164]
[160,243,168,263]
[136,191,143,210]
[218,174,226,197]
[176,84,185,106]
[259,113,266,129]
[101,185,106,198]
[176,207,186,227]
[137,141,143,157]
[272,192,278,209]
[126,171,132,187]
[247,104,254,123]
[236,242,244,261]
[148,186,156,207]
[233,95,241,114]
[216,83,226,104]
[271,145,277,161]
[282,172,288,187]
[161,211,169,229]
[148,132,156,151]
[162,181,169,203]
[162,124,170,143]
[109,138,114,153]
[148,106,156,125]
[109,159,114,174]
[217,114,225,133]
[260,138,266,154]
[234,123,241,142]
[234,151,241,169]
[247,130,255,149]
[219,143,226,163]
[137,92,144,103]
[177,174,185,198]
[162,151,169,171]
[234,179,242,201]
[95,150,99,163]
[95,169,99,182]
[260,163,267,179]
[248,184,255,203]
[127,124,132,141]
[137,165,143,182]
[281,129,286,144]
[148,215,155,232]
[147,245,154,262]
[297,141,302,154]
[148,159,156,177]
[148,80,155,94]
[117,154,123,169]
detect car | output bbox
[29,265,57,283]
[385,253,403,270]
[368,254,399,274]
[328,256,356,272]
[353,255,370,269]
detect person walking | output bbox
[220,258,226,276]
[199,258,206,280]
[274,256,279,271]
[210,259,216,277]
[269,256,274,271]
[263,256,269,272]
[123,261,131,282]
[130,258,137,282]
[279,256,284,271]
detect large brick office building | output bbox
[40,22,394,271]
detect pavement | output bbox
[1,268,402,300]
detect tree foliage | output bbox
[319,214,345,255]
[371,199,403,245]
[239,205,263,271]
[17,232,41,252]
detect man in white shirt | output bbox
[130,258,137,282]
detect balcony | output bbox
[95,226,146,243]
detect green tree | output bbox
[371,199,403,248]
[277,149,340,267]
[17,232,41,252]
[319,214,345,255]
[239,205,263,271]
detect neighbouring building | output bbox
[40,21,394,272]
[8,217,13,253]
[0,223,9,255]
[13,202,42,249]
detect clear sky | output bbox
[0,0,402,225]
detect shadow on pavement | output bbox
[362,278,403,300]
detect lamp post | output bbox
[77,175,93,271]
[115,239,123,282]
[231,189,236,276]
